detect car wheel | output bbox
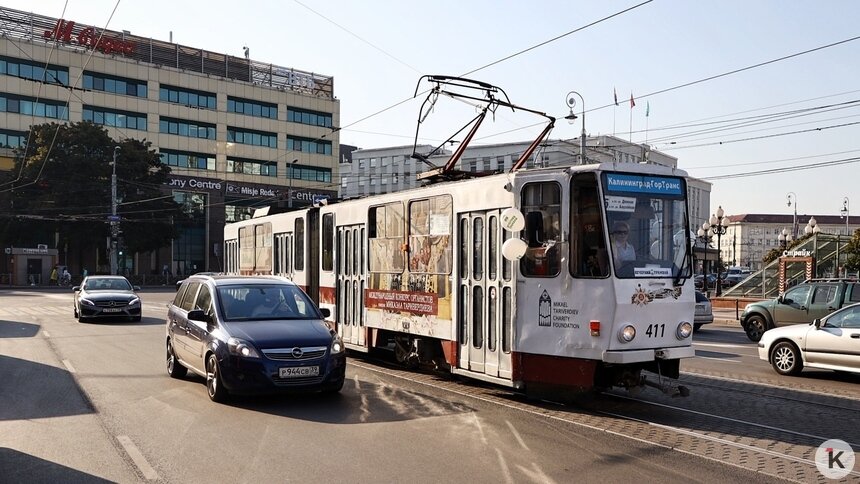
[166,340,187,379]
[206,353,229,402]
[771,341,803,376]
[694,323,703,332]
[745,315,768,342]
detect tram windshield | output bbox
[601,172,692,279]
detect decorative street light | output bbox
[803,216,820,236]
[707,206,727,296]
[786,192,798,239]
[778,227,793,249]
[696,225,709,293]
[564,91,587,165]
[841,197,850,235]
[288,158,298,209]
[803,217,820,276]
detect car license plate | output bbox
[102,308,122,313]
[279,366,319,378]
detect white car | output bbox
[758,302,860,376]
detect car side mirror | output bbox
[320,307,331,318]
[133,286,141,291]
[777,295,784,304]
[187,309,209,323]
[813,318,822,328]
[72,286,80,292]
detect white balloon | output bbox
[500,207,525,232]
[501,238,528,261]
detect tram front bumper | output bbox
[603,346,695,364]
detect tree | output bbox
[844,228,860,273]
[2,121,186,255]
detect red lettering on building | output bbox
[43,18,135,56]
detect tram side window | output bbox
[520,182,561,277]
[295,219,305,271]
[239,226,255,273]
[254,223,272,274]
[408,195,453,274]
[322,213,333,271]
[368,202,405,273]
[570,173,609,277]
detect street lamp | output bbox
[696,226,709,292]
[841,197,850,235]
[288,158,298,209]
[707,206,727,296]
[564,91,587,165]
[778,227,793,249]
[803,217,820,276]
[786,192,798,239]
[110,145,121,276]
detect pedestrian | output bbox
[61,267,71,285]
[82,268,88,278]
[50,266,58,286]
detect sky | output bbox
[7,0,860,223]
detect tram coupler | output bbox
[641,376,690,398]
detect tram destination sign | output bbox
[605,173,684,196]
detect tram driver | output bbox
[611,220,636,267]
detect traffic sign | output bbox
[107,215,121,222]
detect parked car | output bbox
[73,275,142,322]
[740,279,860,342]
[758,302,860,376]
[694,291,713,331]
[166,274,345,402]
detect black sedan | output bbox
[73,275,142,322]
[166,274,345,402]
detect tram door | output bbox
[458,211,511,377]
[336,225,366,346]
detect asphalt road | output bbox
[0,288,856,483]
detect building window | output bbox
[159,85,216,109]
[228,96,278,119]
[83,71,147,97]
[159,117,216,140]
[0,93,67,119]
[0,129,27,148]
[286,135,332,155]
[291,164,332,183]
[159,149,216,171]
[83,105,147,130]
[225,205,253,223]
[0,56,69,86]
[227,157,278,177]
[286,107,332,127]
[227,127,277,148]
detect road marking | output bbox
[695,355,741,363]
[42,330,50,338]
[61,359,76,373]
[693,342,752,349]
[505,420,530,451]
[116,435,159,481]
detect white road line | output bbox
[116,435,159,481]
[42,330,50,338]
[61,359,76,373]
[494,448,515,484]
[693,342,753,349]
[695,356,741,363]
[505,420,530,451]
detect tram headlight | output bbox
[618,325,636,343]
[676,321,693,340]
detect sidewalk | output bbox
[713,307,742,327]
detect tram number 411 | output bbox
[645,324,666,338]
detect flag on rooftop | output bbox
[629,93,635,108]
[613,88,618,106]
[646,101,650,117]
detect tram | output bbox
[223,77,696,397]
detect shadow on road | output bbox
[0,448,113,483]
[0,355,94,421]
[0,320,40,338]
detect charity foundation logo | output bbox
[815,439,855,479]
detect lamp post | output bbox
[564,91,586,165]
[110,146,120,276]
[778,227,792,250]
[804,217,820,277]
[288,158,298,209]
[841,197,850,235]
[696,226,709,293]
[707,206,727,296]
[786,192,798,239]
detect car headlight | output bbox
[331,336,345,354]
[676,321,693,339]
[227,337,260,358]
[618,325,636,343]
[128,297,140,306]
[80,297,95,306]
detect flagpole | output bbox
[613,106,616,136]
[629,107,633,143]
[645,104,649,144]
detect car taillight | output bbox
[590,320,600,337]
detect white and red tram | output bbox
[224,161,696,396]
